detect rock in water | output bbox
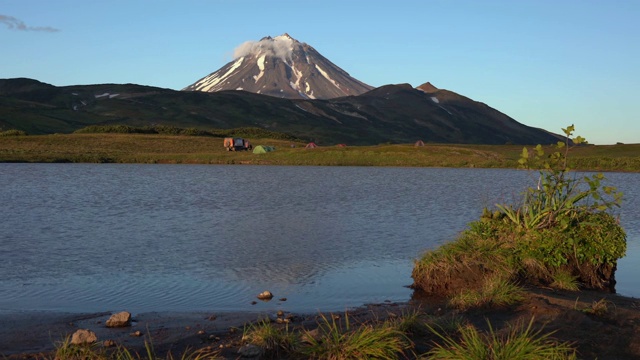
[257,290,273,300]
[106,311,132,328]
[71,329,97,345]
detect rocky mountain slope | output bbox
[182,34,374,99]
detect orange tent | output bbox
[415,140,425,147]
[305,142,318,149]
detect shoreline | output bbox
[3,288,640,359]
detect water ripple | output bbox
[1,164,638,313]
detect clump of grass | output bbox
[386,308,429,336]
[49,334,219,360]
[242,318,298,358]
[579,298,613,317]
[427,314,468,337]
[51,335,106,360]
[297,312,411,360]
[550,270,580,291]
[427,317,577,360]
[448,275,525,311]
[411,225,514,296]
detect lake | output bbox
[1,164,638,314]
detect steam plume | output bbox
[233,35,295,61]
[0,15,59,32]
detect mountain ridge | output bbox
[0,77,562,145]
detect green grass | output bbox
[1,133,638,171]
[241,318,299,359]
[297,312,411,360]
[550,270,580,291]
[576,298,613,317]
[48,334,220,360]
[448,275,526,311]
[427,318,577,360]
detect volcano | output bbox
[182,34,374,99]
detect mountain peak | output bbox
[183,34,373,99]
[417,82,438,93]
[279,33,295,40]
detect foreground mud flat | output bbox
[2,288,640,359]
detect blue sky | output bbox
[2,0,639,144]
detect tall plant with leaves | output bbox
[496,125,622,230]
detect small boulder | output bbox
[71,329,97,345]
[238,343,263,358]
[103,339,116,347]
[106,311,131,328]
[257,291,273,300]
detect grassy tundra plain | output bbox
[1,132,639,172]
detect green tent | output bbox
[253,145,275,154]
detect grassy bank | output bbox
[1,133,639,171]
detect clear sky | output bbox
[2,0,639,144]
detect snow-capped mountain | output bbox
[182,34,374,99]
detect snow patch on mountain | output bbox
[253,55,266,83]
[197,57,244,92]
[315,64,340,89]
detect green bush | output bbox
[412,125,627,296]
[0,129,28,136]
[72,125,301,141]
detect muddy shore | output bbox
[3,287,640,359]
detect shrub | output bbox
[412,125,627,297]
[0,129,28,136]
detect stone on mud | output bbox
[106,311,132,328]
[71,329,97,345]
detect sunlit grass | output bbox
[241,318,298,359]
[297,312,411,360]
[48,334,220,360]
[550,270,580,291]
[448,275,525,311]
[2,133,638,171]
[427,318,577,360]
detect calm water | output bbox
[1,164,638,314]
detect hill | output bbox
[0,78,561,145]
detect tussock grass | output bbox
[550,270,580,291]
[51,335,107,360]
[386,309,430,337]
[242,318,298,358]
[298,312,411,360]
[48,334,220,360]
[427,318,577,360]
[577,298,613,317]
[411,224,515,296]
[448,275,525,311]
